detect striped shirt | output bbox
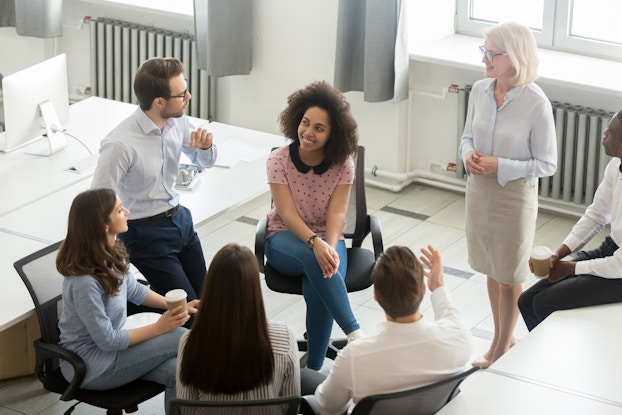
[176,320,300,410]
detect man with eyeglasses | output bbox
[92,57,217,317]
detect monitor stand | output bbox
[24,100,67,156]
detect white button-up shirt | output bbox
[314,287,473,415]
[565,157,622,278]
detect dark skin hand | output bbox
[528,244,576,283]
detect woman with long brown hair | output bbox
[177,243,300,401]
[57,188,198,414]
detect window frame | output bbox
[455,0,622,62]
[78,0,194,17]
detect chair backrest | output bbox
[350,367,480,415]
[344,146,368,241]
[168,396,301,415]
[14,241,64,345]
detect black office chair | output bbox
[301,366,480,415]
[14,241,165,415]
[168,396,301,415]
[255,146,383,362]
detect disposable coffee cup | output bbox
[165,289,188,315]
[531,246,552,279]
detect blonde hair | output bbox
[486,22,539,85]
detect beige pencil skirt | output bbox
[465,174,538,285]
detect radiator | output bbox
[89,17,214,120]
[456,86,615,215]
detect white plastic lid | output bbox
[165,289,187,302]
[531,246,552,260]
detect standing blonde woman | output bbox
[459,22,557,366]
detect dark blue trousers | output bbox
[518,236,622,331]
[119,205,206,301]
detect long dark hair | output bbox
[179,243,274,394]
[278,80,358,167]
[56,188,128,296]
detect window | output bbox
[82,0,194,16]
[456,0,622,61]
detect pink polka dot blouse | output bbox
[265,144,354,240]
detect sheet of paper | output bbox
[214,139,271,168]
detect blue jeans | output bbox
[265,231,359,370]
[120,205,206,301]
[84,327,186,415]
[518,236,622,331]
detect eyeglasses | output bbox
[165,88,189,101]
[479,45,508,62]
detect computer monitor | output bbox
[0,53,69,155]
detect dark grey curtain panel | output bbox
[14,0,63,38]
[194,0,253,77]
[0,0,16,27]
[334,0,408,102]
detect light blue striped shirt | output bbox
[459,78,557,186]
[59,272,149,386]
[91,108,217,220]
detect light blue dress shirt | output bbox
[91,109,217,220]
[459,78,557,186]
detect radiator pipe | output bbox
[365,165,467,193]
[377,85,467,193]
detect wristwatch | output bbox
[306,234,319,249]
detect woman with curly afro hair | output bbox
[264,81,362,371]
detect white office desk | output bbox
[0,234,48,331]
[0,97,136,217]
[0,121,285,243]
[0,97,285,332]
[487,303,622,407]
[0,180,91,244]
[437,371,622,415]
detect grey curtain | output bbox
[193,0,253,77]
[14,0,63,38]
[334,0,408,103]
[0,0,16,27]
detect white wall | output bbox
[0,0,413,172]
[218,0,409,173]
[1,0,617,187]
[0,28,49,75]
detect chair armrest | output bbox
[34,340,87,401]
[255,216,268,273]
[325,343,341,360]
[300,395,322,415]
[369,214,383,260]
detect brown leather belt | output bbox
[127,205,179,223]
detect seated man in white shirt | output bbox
[519,110,622,331]
[312,245,473,415]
